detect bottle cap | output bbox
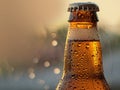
[68,2,99,12]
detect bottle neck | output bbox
[67,22,99,41]
[68,11,99,41]
[63,22,102,76]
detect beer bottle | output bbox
[56,2,110,90]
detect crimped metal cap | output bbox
[68,2,99,12]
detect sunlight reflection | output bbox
[92,42,99,66]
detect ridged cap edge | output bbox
[68,2,99,12]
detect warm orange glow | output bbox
[92,42,99,66]
[70,22,95,29]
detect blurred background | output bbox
[0,0,120,90]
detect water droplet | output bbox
[81,58,84,60]
[85,43,89,49]
[74,51,78,54]
[71,43,74,46]
[92,55,94,57]
[96,81,100,84]
[80,64,83,67]
[77,43,81,47]
[79,74,83,77]
[81,86,85,90]
[83,68,88,71]
[86,46,89,49]
[82,53,86,56]
[73,87,77,89]
[76,54,79,57]
[71,74,75,78]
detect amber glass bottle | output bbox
[56,2,110,90]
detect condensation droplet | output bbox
[83,68,88,71]
[76,54,79,57]
[80,64,83,67]
[73,87,77,89]
[82,53,86,56]
[92,55,95,57]
[81,58,84,60]
[71,43,74,47]
[86,45,89,49]
[77,43,81,47]
[74,51,78,54]
[85,43,90,49]
[81,86,85,90]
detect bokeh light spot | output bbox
[28,72,36,79]
[52,40,58,46]
[11,67,15,72]
[44,85,50,90]
[51,32,56,38]
[28,68,34,73]
[44,61,50,67]
[38,79,45,85]
[33,57,39,64]
[54,68,60,74]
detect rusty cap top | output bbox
[68,2,99,12]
